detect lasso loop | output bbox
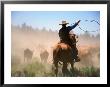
[75,20,100,33]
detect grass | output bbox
[79,66,100,77]
[73,66,100,77]
[11,60,100,77]
[11,57,54,77]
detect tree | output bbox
[83,31,91,39]
[22,22,27,29]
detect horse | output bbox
[53,43,77,76]
[52,34,78,76]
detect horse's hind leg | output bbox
[53,61,58,77]
[70,61,75,76]
[62,62,68,76]
[70,61,74,70]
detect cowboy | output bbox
[59,20,80,62]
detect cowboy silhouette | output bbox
[59,20,80,62]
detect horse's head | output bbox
[69,34,78,44]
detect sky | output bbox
[11,11,100,35]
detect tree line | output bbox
[11,23,100,41]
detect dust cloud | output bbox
[11,24,100,70]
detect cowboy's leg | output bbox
[68,42,76,61]
[71,46,76,61]
[70,45,80,62]
[68,37,80,62]
[74,46,80,62]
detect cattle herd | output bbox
[24,48,49,63]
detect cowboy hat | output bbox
[59,21,69,25]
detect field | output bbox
[11,59,99,77]
[11,25,100,77]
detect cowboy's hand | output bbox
[77,20,81,26]
[78,20,81,23]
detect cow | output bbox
[40,50,49,63]
[24,48,33,62]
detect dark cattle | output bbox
[24,48,33,62]
[40,50,49,63]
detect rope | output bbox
[77,20,100,33]
[78,26,99,32]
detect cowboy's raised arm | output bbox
[68,20,81,31]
